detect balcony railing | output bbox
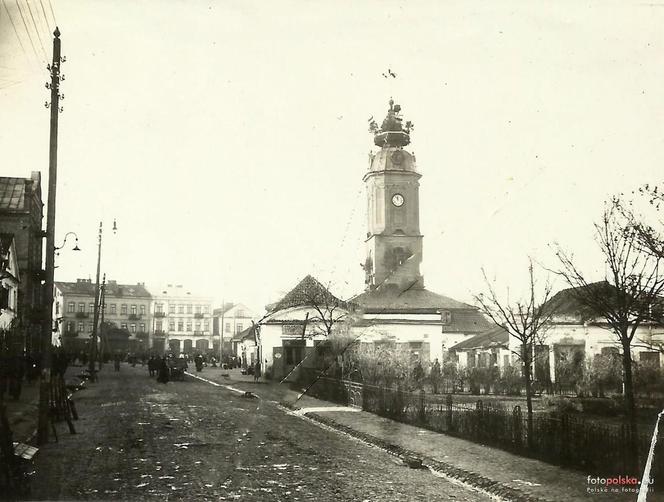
[75,312,89,319]
[154,330,166,336]
[128,314,142,320]
[64,330,79,337]
[193,331,207,336]
[194,313,205,319]
[154,312,166,318]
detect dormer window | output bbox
[441,310,451,324]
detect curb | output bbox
[279,400,554,502]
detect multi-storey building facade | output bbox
[0,173,44,352]
[150,284,213,355]
[0,234,20,331]
[54,279,152,353]
[212,302,259,357]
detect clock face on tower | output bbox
[391,193,404,207]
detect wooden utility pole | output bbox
[89,222,102,379]
[98,273,106,369]
[38,27,63,446]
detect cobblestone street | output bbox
[30,364,491,501]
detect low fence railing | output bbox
[304,375,663,485]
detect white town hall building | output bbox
[259,100,491,380]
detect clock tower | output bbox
[363,100,423,291]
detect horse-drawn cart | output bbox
[168,358,188,381]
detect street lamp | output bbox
[54,231,81,255]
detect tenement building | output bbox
[0,173,44,352]
[151,284,213,355]
[54,279,152,354]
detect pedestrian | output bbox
[430,358,441,394]
[157,356,169,383]
[253,359,261,382]
[413,360,424,390]
[114,353,121,372]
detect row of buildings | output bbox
[52,282,259,358]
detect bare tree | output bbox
[554,201,664,437]
[474,259,555,446]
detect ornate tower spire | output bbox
[364,100,423,291]
[368,98,415,148]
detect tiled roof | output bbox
[441,310,492,333]
[450,326,509,351]
[55,280,151,298]
[352,285,474,313]
[271,275,348,313]
[232,325,257,342]
[0,177,27,211]
[543,281,613,320]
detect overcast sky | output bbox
[2,1,663,314]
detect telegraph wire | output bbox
[46,0,55,26]
[24,0,48,61]
[1,0,28,57]
[14,0,41,62]
[37,0,50,30]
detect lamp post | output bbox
[88,219,117,379]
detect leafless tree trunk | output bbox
[554,200,664,464]
[474,259,555,449]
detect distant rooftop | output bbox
[55,279,151,298]
[0,173,41,213]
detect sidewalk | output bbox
[2,363,88,444]
[200,367,650,502]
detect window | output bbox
[204,321,209,331]
[110,304,117,314]
[236,323,243,333]
[131,305,137,315]
[88,323,94,333]
[78,322,84,332]
[195,322,201,331]
[78,302,85,313]
[67,321,74,332]
[156,303,163,313]
[169,303,176,314]
[169,322,175,331]
[130,324,136,333]
[121,304,127,315]
[203,305,209,314]
[121,323,127,330]
[55,302,60,315]
[139,323,145,332]
[441,311,451,324]
[186,322,192,332]
[178,321,184,331]
[187,304,192,314]
[178,304,184,314]
[195,305,201,314]
[156,321,162,331]
[225,323,230,333]
[89,302,94,313]
[68,302,75,313]
[140,305,146,316]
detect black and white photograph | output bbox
[1,1,664,500]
